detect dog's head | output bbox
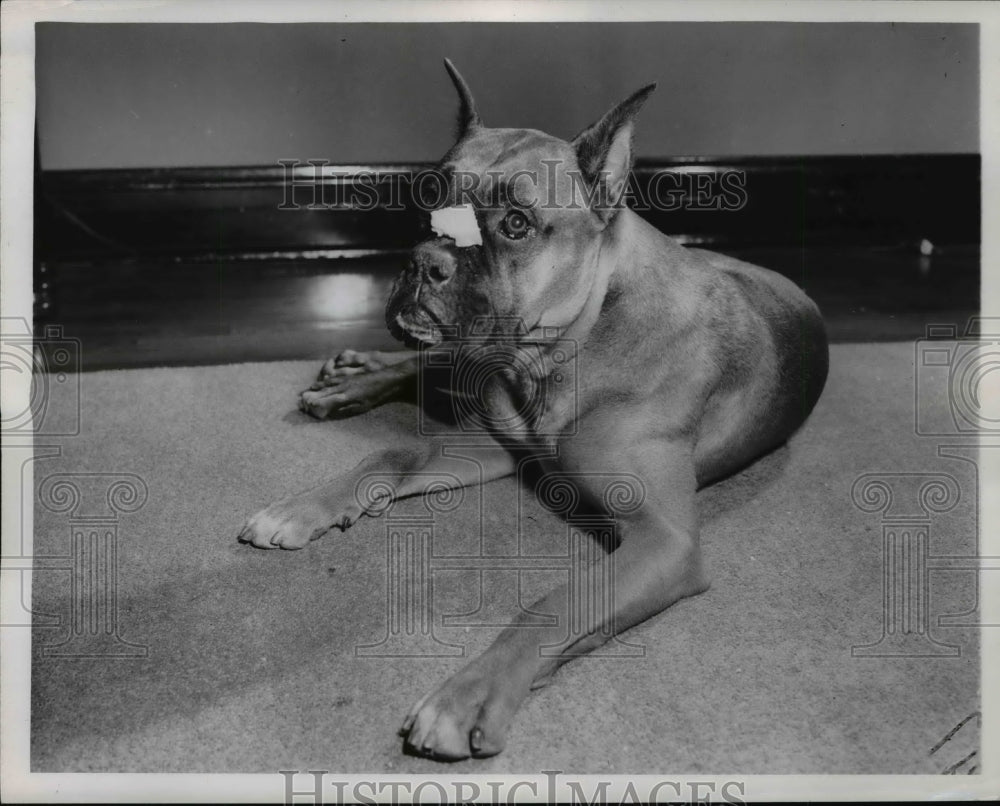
[386,60,655,348]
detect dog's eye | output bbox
[500,210,531,240]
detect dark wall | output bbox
[36,22,978,170]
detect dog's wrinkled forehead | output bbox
[441,127,579,210]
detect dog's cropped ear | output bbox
[444,58,482,139]
[572,83,656,223]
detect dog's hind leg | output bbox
[299,350,419,419]
[239,440,515,550]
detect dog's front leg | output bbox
[239,440,515,550]
[401,438,708,760]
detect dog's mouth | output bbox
[387,306,444,349]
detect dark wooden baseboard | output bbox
[35,154,980,264]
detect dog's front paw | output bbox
[299,370,403,421]
[299,386,369,420]
[299,349,416,420]
[317,349,387,380]
[238,496,352,550]
[400,661,527,761]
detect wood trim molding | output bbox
[35,154,980,262]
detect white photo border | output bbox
[2,1,997,802]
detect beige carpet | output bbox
[30,343,980,773]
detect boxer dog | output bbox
[239,60,828,760]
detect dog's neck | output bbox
[527,209,634,349]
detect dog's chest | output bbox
[471,360,577,444]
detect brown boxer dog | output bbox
[239,60,828,760]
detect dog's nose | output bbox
[411,239,457,286]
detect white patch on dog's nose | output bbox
[430,204,482,247]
